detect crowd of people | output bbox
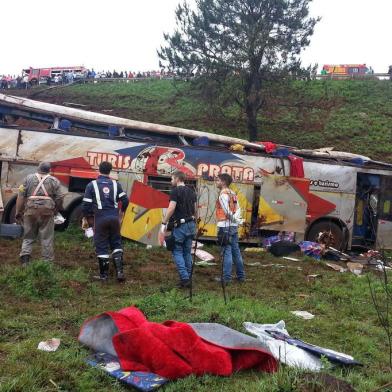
[0,74,30,89]
[91,69,176,79]
[0,68,178,90]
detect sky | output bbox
[1,0,391,76]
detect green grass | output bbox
[0,232,391,391]
[18,78,392,162]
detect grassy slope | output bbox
[23,78,392,162]
[0,230,391,392]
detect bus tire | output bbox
[6,203,17,224]
[67,204,83,228]
[306,220,345,250]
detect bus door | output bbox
[197,179,254,239]
[257,176,309,233]
[353,173,380,246]
[377,176,392,249]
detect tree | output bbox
[158,0,320,141]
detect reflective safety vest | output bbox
[216,189,238,222]
[28,173,52,200]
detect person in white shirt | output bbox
[215,173,245,285]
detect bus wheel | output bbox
[7,203,16,224]
[306,221,345,250]
[67,204,83,228]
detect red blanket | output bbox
[80,306,278,380]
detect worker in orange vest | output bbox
[215,173,245,285]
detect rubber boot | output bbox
[112,252,125,282]
[97,257,109,282]
[20,255,31,267]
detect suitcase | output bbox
[0,223,24,239]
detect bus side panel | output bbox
[377,221,392,249]
[197,179,219,238]
[258,176,309,233]
[377,176,392,249]
[231,182,254,239]
[121,180,169,246]
[0,127,18,159]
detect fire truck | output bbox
[23,66,87,85]
[0,93,391,249]
[322,64,370,76]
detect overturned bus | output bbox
[0,93,391,249]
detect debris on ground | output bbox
[244,320,322,371]
[79,306,278,381]
[326,263,347,273]
[283,256,300,262]
[265,330,360,365]
[347,262,364,276]
[306,274,322,282]
[192,248,215,261]
[269,241,301,257]
[54,213,66,225]
[298,241,325,260]
[244,320,361,371]
[86,352,168,391]
[194,261,217,267]
[261,264,287,268]
[244,247,266,253]
[375,264,392,272]
[262,232,295,248]
[84,227,94,238]
[291,311,315,320]
[192,241,204,249]
[37,338,61,352]
[245,262,262,266]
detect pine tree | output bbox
[158,0,319,141]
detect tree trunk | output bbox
[245,103,258,141]
[244,67,262,142]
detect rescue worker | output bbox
[159,171,197,288]
[82,161,129,282]
[215,173,245,285]
[15,162,64,265]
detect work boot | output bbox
[20,255,31,267]
[177,279,191,289]
[214,276,230,286]
[97,257,109,282]
[112,252,125,282]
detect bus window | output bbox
[379,177,392,221]
[147,176,172,194]
[69,177,91,193]
[147,175,196,195]
[383,200,391,215]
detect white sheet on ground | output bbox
[243,321,322,371]
[192,248,215,261]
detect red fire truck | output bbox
[23,66,87,85]
[321,64,370,76]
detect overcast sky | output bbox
[2,0,391,76]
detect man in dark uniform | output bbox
[15,162,64,265]
[159,171,197,288]
[82,161,129,282]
